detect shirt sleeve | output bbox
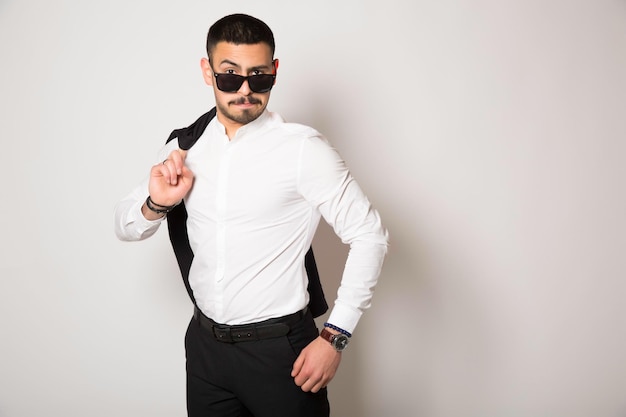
[297,134,389,334]
[113,175,164,241]
[113,143,178,241]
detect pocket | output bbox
[285,313,319,356]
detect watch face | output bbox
[332,334,350,351]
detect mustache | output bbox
[230,97,261,105]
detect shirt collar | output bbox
[213,109,271,142]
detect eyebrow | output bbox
[218,59,272,72]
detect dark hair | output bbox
[206,14,275,59]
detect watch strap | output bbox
[320,327,336,344]
[320,328,349,351]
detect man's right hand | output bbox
[142,149,194,220]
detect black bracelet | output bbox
[148,196,178,209]
[145,196,178,214]
[324,322,352,338]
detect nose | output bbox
[238,78,252,95]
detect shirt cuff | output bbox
[326,303,362,335]
[129,198,165,228]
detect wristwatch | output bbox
[320,328,350,352]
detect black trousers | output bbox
[185,309,330,417]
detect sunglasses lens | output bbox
[216,74,245,92]
[248,75,275,93]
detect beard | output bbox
[217,96,266,125]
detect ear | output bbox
[273,59,279,85]
[200,58,213,87]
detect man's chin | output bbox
[229,108,263,125]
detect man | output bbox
[115,13,388,417]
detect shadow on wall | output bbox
[294,73,435,415]
[301,77,388,416]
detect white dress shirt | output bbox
[115,110,388,333]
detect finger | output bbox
[310,378,328,393]
[180,165,195,181]
[309,384,321,394]
[300,375,324,393]
[151,163,169,183]
[161,159,179,185]
[169,149,187,175]
[291,354,304,379]
[167,154,181,175]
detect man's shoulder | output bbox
[266,111,323,140]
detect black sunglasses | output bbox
[212,65,276,93]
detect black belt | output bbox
[193,306,307,343]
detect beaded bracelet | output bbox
[145,196,178,214]
[324,322,352,338]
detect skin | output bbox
[142,148,191,221]
[143,41,343,393]
[201,42,275,139]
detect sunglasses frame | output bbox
[210,60,277,93]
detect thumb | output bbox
[180,165,195,180]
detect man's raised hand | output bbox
[143,149,193,220]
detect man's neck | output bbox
[216,114,244,140]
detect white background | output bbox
[1,1,625,416]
